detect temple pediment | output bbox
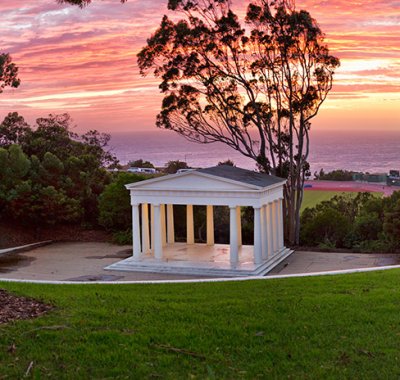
[126,165,285,192]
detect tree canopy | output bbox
[164,160,189,174]
[129,159,155,169]
[0,53,20,93]
[0,113,117,227]
[301,192,400,252]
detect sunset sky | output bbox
[0,0,399,133]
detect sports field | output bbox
[301,180,387,212]
[301,190,346,211]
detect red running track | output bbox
[304,180,397,197]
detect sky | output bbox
[0,0,399,133]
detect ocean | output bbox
[110,129,400,174]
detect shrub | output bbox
[98,172,146,231]
[164,160,189,174]
[300,207,351,247]
[352,213,383,242]
[355,239,397,254]
[112,229,132,245]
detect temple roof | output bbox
[197,165,284,188]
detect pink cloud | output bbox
[0,0,399,132]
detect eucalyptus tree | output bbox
[138,0,339,244]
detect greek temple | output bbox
[107,165,293,276]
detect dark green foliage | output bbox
[314,168,354,181]
[0,145,83,225]
[98,172,146,232]
[301,191,400,252]
[128,159,155,168]
[217,159,235,166]
[0,113,116,227]
[301,207,351,247]
[0,112,29,146]
[355,239,396,254]
[353,213,383,242]
[164,160,189,174]
[383,199,400,243]
[111,229,132,245]
[0,53,20,93]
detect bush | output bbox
[383,198,400,248]
[352,213,383,242]
[299,191,400,252]
[164,160,189,174]
[128,159,154,168]
[98,172,146,231]
[300,207,351,247]
[112,229,132,245]
[355,239,397,253]
[314,168,354,181]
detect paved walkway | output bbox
[269,250,400,275]
[0,242,211,282]
[0,242,399,282]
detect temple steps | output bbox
[105,248,293,277]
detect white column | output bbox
[153,204,163,260]
[278,198,285,250]
[161,204,167,247]
[236,206,242,247]
[150,204,155,251]
[229,206,239,265]
[253,206,262,265]
[206,205,214,246]
[267,202,275,256]
[167,204,175,244]
[261,204,268,260]
[273,200,280,253]
[187,204,195,245]
[132,204,141,259]
[141,203,150,254]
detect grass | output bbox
[301,190,346,211]
[1,271,400,378]
[301,190,382,212]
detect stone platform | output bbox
[105,243,293,277]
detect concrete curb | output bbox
[0,241,53,257]
[1,263,400,285]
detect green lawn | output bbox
[2,271,400,378]
[301,190,382,212]
[301,190,349,211]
